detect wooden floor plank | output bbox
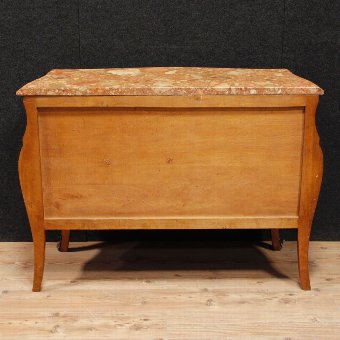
[0,241,339,339]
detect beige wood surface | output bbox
[38,108,304,220]
[18,94,323,291]
[33,94,309,108]
[297,96,323,290]
[19,98,46,292]
[44,217,298,230]
[0,241,339,339]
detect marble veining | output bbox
[16,67,324,96]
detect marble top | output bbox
[16,67,323,96]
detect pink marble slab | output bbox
[16,67,323,96]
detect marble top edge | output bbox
[16,67,324,96]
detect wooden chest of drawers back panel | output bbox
[38,106,304,220]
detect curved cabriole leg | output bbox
[58,230,70,252]
[271,229,282,251]
[297,96,323,290]
[19,98,46,292]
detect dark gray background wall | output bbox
[0,0,338,242]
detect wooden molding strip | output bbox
[44,217,298,230]
[33,95,310,108]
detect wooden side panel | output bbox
[38,108,304,220]
[297,96,323,289]
[19,98,46,291]
[298,96,323,236]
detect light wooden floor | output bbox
[0,241,339,339]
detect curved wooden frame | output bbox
[19,95,323,291]
[297,96,323,290]
[19,98,45,292]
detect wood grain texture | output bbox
[44,217,298,230]
[17,93,323,291]
[18,98,46,292]
[297,96,323,290]
[0,241,339,339]
[33,94,309,108]
[58,230,70,252]
[38,108,304,220]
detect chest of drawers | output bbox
[17,67,323,291]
